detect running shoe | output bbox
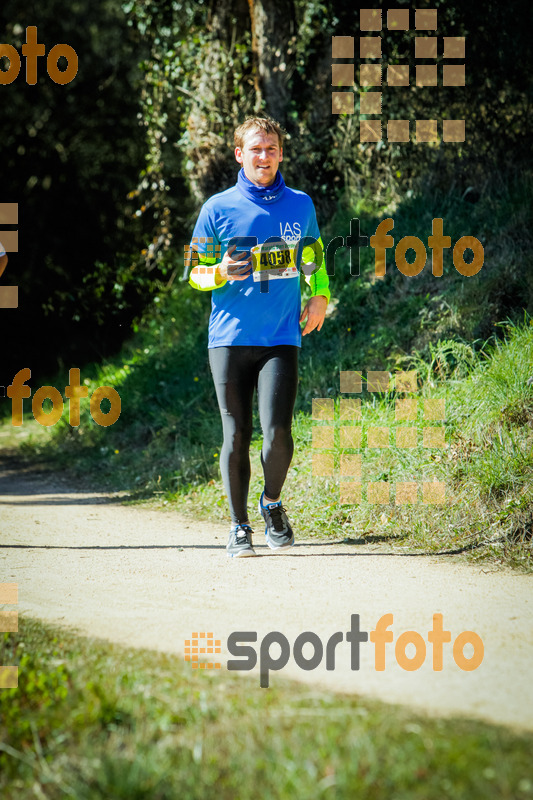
[227,524,257,558]
[258,492,295,552]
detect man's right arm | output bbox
[188,254,227,291]
[186,203,251,291]
[185,203,221,290]
[188,245,252,291]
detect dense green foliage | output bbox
[120,0,533,254]
[1,0,151,375]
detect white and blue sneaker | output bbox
[258,492,295,552]
[226,524,257,558]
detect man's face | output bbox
[235,130,283,187]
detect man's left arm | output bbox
[299,235,329,336]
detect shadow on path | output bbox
[0,542,480,556]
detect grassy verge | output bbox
[1,173,532,570]
[1,617,533,799]
[4,320,532,571]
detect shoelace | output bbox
[234,525,252,545]
[267,504,287,533]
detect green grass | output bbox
[1,172,532,571]
[1,617,533,799]
[5,319,532,571]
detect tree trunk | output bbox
[185,0,297,202]
[186,0,251,201]
[248,0,296,126]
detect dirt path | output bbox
[1,456,532,731]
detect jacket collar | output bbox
[236,167,285,205]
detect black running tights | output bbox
[208,345,299,526]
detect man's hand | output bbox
[300,295,328,336]
[217,244,252,283]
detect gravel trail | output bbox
[1,457,531,731]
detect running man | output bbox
[187,116,330,557]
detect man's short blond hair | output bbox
[234,116,286,150]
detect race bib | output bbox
[251,243,298,282]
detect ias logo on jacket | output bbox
[279,222,302,240]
